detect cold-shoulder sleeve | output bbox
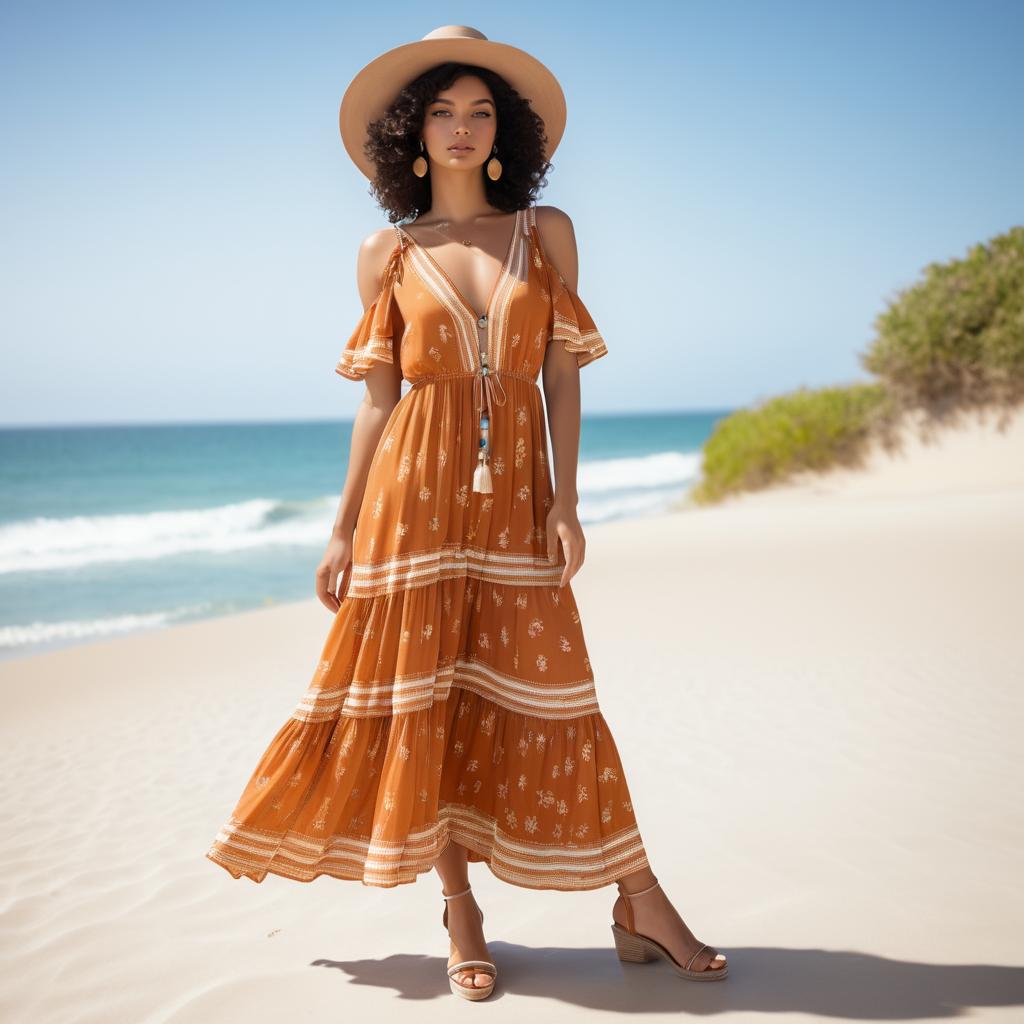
[334,245,405,381]
[546,256,609,369]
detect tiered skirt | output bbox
[206,377,651,890]
[206,578,650,889]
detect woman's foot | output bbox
[443,888,495,991]
[613,881,727,973]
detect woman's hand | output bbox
[546,499,586,587]
[315,531,355,613]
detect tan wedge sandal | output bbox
[442,884,497,1001]
[611,879,728,981]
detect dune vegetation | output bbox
[691,225,1024,504]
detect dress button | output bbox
[477,315,487,328]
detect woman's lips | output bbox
[448,146,474,152]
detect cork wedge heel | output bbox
[442,884,497,1000]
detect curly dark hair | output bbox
[363,62,553,223]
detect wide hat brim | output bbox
[339,25,567,181]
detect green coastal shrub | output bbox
[691,383,895,504]
[862,225,1024,409]
[691,225,1022,504]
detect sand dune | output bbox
[1,408,1022,1022]
[696,404,1024,507]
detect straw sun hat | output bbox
[339,24,567,180]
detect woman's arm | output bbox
[537,206,587,588]
[316,230,404,612]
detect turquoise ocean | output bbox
[0,410,728,660]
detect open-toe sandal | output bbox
[442,884,497,1000]
[611,879,728,981]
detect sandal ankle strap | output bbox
[618,878,660,933]
[623,879,660,898]
[442,884,473,902]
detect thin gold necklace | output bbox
[422,219,478,247]
[420,211,514,248]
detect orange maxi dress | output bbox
[206,205,652,890]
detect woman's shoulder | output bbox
[532,203,574,234]
[357,225,402,262]
[532,205,579,288]
[353,226,403,307]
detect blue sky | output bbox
[1,0,1021,426]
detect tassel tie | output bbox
[471,355,508,493]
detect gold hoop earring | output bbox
[412,139,428,178]
[486,145,502,181]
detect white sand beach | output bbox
[1,407,1022,1023]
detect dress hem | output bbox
[206,844,650,893]
[207,803,650,893]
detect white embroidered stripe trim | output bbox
[402,245,477,370]
[553,316,607,354]
[347,546,564,595]
[352,544,559,574]
[490,214,528,373]
[211,812,645,876]
[291,655,599,721]
[212,838,646,878]
[220,809,643,861]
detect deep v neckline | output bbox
[398,209,521,324]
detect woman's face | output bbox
[421,74,497,173]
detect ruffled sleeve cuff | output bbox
[547,259,609,369]
[335,246,405,381]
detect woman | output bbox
[206,25,727,999]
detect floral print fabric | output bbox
[206,206,650,889]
